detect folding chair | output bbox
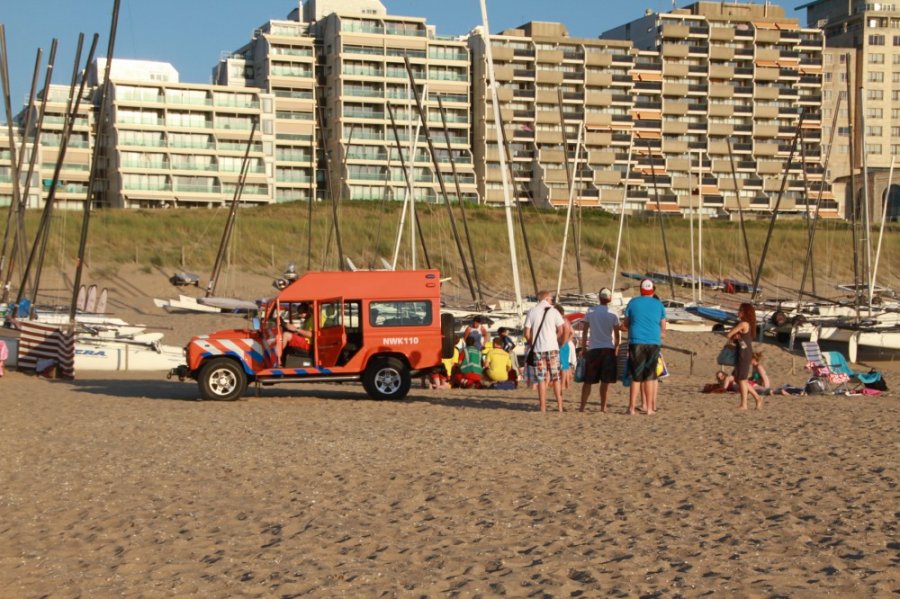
[801,341,852,394]
[823,351,883,387]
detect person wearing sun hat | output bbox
[579,286,620,413]
[622,278,667,415]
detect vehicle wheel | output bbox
[198,358,248,401]
[363,357,411,400]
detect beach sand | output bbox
[1,267,898,597]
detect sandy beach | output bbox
[1,268,898,597]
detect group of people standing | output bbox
[523,278,667,414]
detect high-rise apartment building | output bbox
[800,0,900,221]
[101,59,275,208]
[312,0,478,204]
[469,22,636,209]
[214,18,318,204]
[602,1,835,217]
[1,83,94,211]
[3,0,842,220]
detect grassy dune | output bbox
[3,201,898,301]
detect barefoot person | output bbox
[727,302,764,410]
[523,290,567,413]
[579,287,620,413]
[622,279,666,415]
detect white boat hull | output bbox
[75,340,184,372]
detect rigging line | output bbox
[368,155,393,268]
[725,137,756,285]
[207,119,257,297]
[797,92,843,307]
[437,95,483,305]
[404,56,472,296]
[751,108,806,303]
[645,138,676,300]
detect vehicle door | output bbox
[262,301,284,368]
[316,298,346,368]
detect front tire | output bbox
[198,358,248,401]
[363,357,411,400]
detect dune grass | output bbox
[3,200,898,301]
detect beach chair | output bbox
[801,342,852,394]
[823,351,883,388]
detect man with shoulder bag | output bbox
[524,290,567,413]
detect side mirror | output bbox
[252,316,261,331]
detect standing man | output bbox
[524,290,567,413]
[622,279,666,415]
[579,287,620,413]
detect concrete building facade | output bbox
[801,0,900,221]
[3,0,845,221]
[602,1,835,218]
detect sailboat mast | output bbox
[479,0,522,313]
[557,89,584,294]
[870,156,894,298]
[689,149,697,305]
[0,25,28,301]
[556,122,584,299]
[845,53,861,324]
[206,120,257,297]
[22,34,96,313]
[68,0,121,323]
[0,45,52,302]
[437,96,484,304]
[859,87,874,310]
[751,109,806,302]
[645,138,676,300]
[404,57,476,300]
[611,130,635,293]
[797,92,842,306]
[726,137,756,285]
[697,149,705,304]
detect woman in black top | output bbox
[726,302,763,410]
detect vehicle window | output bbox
[370,301,432,327]
[320,301,342,328]
[342,301,361,330]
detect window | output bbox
[869,53,885,63]
[866,107,883,118]
[893,90,900,101]
[370,301,433,327]
[892,127,900,137]
[866,126,883,136]
[869,35,885,45]
[868,89,884,99]
[868,71,884,81]
[865,144,882,155]
[894,35,900,45]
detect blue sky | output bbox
[2,1,807,109]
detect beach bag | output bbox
[716,344,737,367]
[864,372,887,391]
[574,357,585,383]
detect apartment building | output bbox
[801,0,900,221]
[312,0,478,204]
[469,22,637,209]
[602,2,834,218]
[214,19,318,204]
[0,83,94,211]
[100,59,275,208]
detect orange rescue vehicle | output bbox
[170,269,454,401]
